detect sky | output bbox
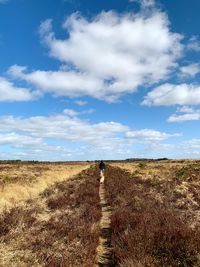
[0,0,200,161]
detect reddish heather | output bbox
[104,165,200,267]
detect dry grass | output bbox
[111,160,200,228]
[0,165,101,267]
[1,160,199,266]
[105,163,200,267]
[0,162,90,212]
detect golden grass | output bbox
[0,165,101,267]
[0,163,90,212]
[110,160,197,177]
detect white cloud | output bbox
[9,10,183,101]
[0,112,128,144]
[0,77,36,102]
[74,100,88,106]
[183,139,200,150]
[134,139,200,159]
[168,106,200,122]
[168,113,200,122]
[63,108,94,116]
[0,112,130,160]
[187,36,200,52]
[179,63,200,77]
[63,108,79,117]
[143,83,200,106]
[0,132,76,161]
[38,19,52,37]
[177,106,194,113]
[0,110,181,160]
[129,0,155,8]
[9,65,113,100]
[177,139,200,158]
[0,133,43,148]
[125,129,180,141]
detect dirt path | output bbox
[96,174,115,266]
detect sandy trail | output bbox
[96,173,115,266]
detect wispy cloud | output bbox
[168,106,200,122]
[0,110,181,160]
[129,0,155,8]
[187,36,200,52]
[74,100,88,106]
[179,63,200,77]
[143,83,200,106]
[125,129,180,141]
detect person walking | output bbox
[99,160,106,183]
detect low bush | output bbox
[105,166,200,267]
[138,162,147,169]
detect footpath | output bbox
[95,173,115,267]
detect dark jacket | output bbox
[99,161,106,170]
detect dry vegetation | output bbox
[105,161,200,267]
[0,162,90,212]
[0,160,200,267]
[0,164,101,267]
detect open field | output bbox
[0,163,100,266]
[107,160,200,266]
[0,160,200,266]
[0,162,90,212]
[111,160,200,228]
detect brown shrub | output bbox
[105,165,200,267]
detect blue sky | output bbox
[0,0,200,161]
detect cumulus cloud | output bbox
[168,106,200,122]
[9,64,115,100]
[8,10,183,101]
[0,77,36,102]
[179,63,200,77]
[142,83,200,106]
[125,129,180,141]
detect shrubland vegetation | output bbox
[0,160,199,266]
[0,165,100,266]
[0,162,89,211]
[105,162,200,266]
